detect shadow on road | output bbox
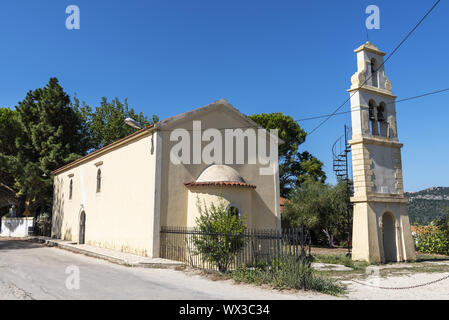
[0,239,43,251]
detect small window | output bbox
[368,100,378,136]
[96,169,101,193]
[371,58,378,87]
[228,206,240,218]
[69,179,73,200]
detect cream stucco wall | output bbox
[158,103,281,231]
[52,132,158,257]
[186,187,254,228]
[51,100,282,258]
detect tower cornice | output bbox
[349,136,403,148]
[348,86,396,99]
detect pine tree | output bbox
[13,78,88,215]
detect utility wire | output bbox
[306,0,441,136]
[296,86,449,122]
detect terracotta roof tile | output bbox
[184,181,256,189]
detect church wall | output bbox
[51,132,157,257]
[158,103,281,231]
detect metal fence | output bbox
[160,226,311,271]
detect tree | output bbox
[283,180,350,247]
[248,113,326,197]
[12,78,89,215]
[80,97,159,150]
[0,108,21,189]
[193,197,247,272]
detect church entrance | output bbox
[382,212,397,262]
[79,211,86,244]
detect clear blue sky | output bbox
[1,0,447,192]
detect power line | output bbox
[296,86,449,122]
[306,0,441,136]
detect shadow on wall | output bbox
[251,190,278,229]
[1,218,26,233]
[51,177,65,239]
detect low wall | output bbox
[0,217,34,237]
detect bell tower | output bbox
[348,42,416,263]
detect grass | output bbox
[229,255,345,296]
[312,253,369,271]
[194,252,449,297]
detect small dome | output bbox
[196,165,245,183]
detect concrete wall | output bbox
[52,132,157,257]
[0,217,34,237]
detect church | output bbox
[51,99,283,258]
[51,41,416,263]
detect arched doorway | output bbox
[79,211,86,244]
[382,212,397,262]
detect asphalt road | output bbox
[0,239,331,300]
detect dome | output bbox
[196,165,245,183]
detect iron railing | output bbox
[160,226,311,271]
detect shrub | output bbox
[36,212,51,236]
[193,197,247,272]
[414,225,449,255]
[232,255,344,295]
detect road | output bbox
[0,239,332,300]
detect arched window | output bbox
[370,58,378,87]
[96,169,101,193]
[368,100,378,136]
[69,179,73,200]
[377,103,387,137]
[228,206,240,218]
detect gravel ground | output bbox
[344,272,449,300]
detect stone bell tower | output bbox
[348,42,416,263]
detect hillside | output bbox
[406,187,449,225]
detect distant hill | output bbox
[406,187,449,225]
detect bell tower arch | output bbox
[348,42,416,263]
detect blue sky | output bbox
[1,0,447,192]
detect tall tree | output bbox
[0,108,21,189]
[80,97,159,150]
[248,112,326,197]
[12,78,88,214]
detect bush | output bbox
[415,225,449,255]
[36,212,51,236]
[232,255,344,295]
[193,197,247,272]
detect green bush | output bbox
[415,226,449,255]
[193,197,247,272]
[231,255,344,295]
